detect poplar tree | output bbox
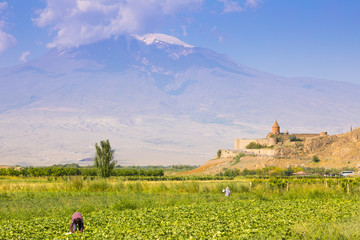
[94,139,116,178]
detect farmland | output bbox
[1,177,360,239]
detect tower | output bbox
[272,121,280,135]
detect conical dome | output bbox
[272,121,280,135]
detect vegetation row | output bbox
[0,167,165,177]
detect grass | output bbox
[1,177,360,239]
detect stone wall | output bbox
[235,148,279,156]
[291,133,321,139]
[234,138,276,150]
[219,150,238,158]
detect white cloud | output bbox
[33,0,263,49]
[33,0,204,49]
[19,51,30,63]
[0,2,7,11]
[218,35,224,43]
[245,0,262,8]
[219,0,262,13]
[219,0,243,13]
[0,28,16,54]
[0,3,16,54]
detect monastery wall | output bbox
[292,133,321,139]
[234,138,276,151]
[235,148,279,156]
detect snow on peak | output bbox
[134,33,194,48]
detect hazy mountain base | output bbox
[1,35,360,166]
[188,128,360,175]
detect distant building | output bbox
[272,121,280,135]
[234,121,328,154]
[265,121,326,140]
[293,171,308,176]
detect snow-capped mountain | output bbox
[1,33,360,166]
[134,33,194,48]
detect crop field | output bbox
[1,177,360,239]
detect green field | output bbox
[1,177,360,239]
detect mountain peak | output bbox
[134,33,194,48]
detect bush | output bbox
[241,168,257,176]
[70,176,84,190]
[246,142,266,149]
[289,134,302,142]
[231,153,245,165]
[276,136,284,143]
[312,155,320,163]
[87,179,110,191]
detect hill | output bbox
[185,128,360,175]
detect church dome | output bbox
[272,121,280,135]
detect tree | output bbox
[94,139,117,178]
[312,155,320,163]
[217,149,222,158]
[284,167,294,176]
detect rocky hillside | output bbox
[185,128,360,175]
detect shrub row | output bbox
[0,167,164,177]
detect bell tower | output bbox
[272,121,280,135]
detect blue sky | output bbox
[1,0,359,84]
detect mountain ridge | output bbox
[1,33,359,166]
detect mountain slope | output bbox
[1,33,360,166]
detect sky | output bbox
[0,0,360,84]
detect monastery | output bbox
[234,121,327,156]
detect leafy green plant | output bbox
[246,142,266,149]
[312,155,320,162]
[2,183,360,239]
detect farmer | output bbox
[223,187,231,197]
[70,212,84,233]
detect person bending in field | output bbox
[70,212,84,233]
[222,187,231,197]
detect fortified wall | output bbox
[235,148,279,156]
[234,138,276,150]
[234,121,327,156]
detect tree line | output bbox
[0,167,164,177]
[217,166,358,177]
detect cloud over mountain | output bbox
[32,0,263,49]
[33,0,204,49]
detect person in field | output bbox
[70,212,84,233]
[223,187,231,197]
